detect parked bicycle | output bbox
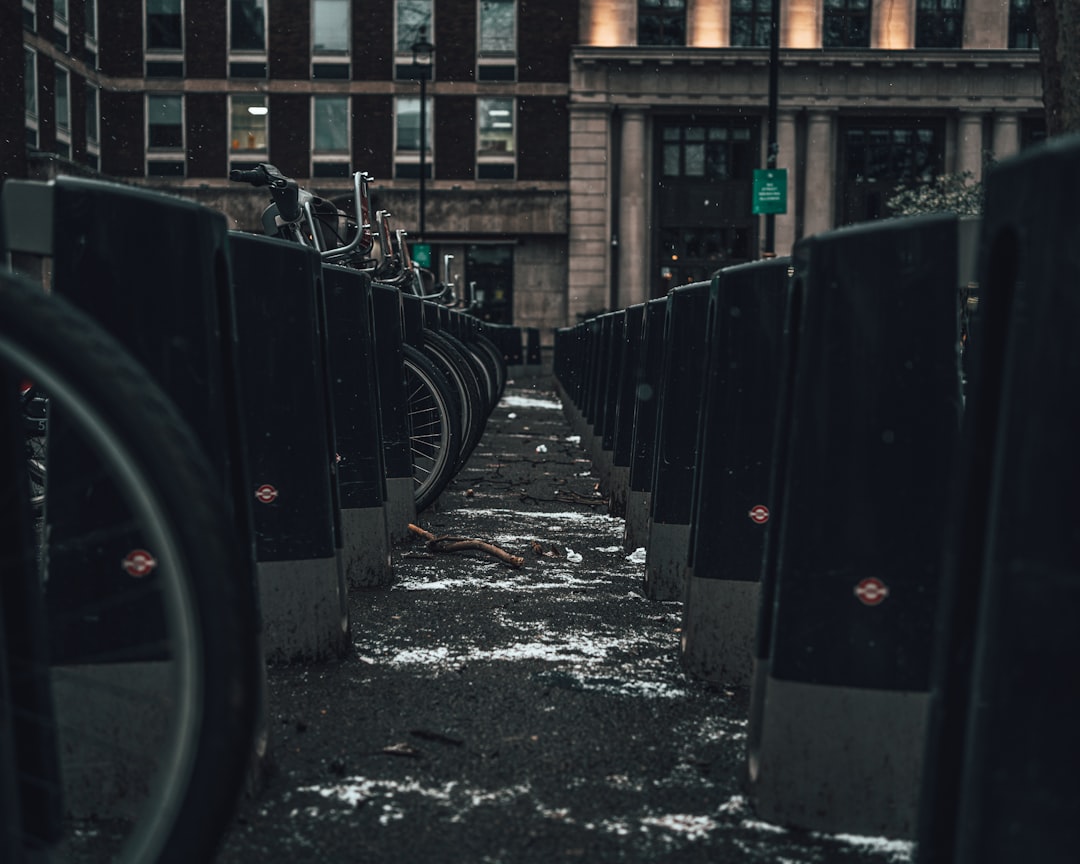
[229,163,507,511]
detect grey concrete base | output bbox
[643,521,691,601]
[592,445,613,498]
[623,490,651,552]
[680,577,760,687]
[340,506,395,588]
[384,475,417,544]
[750,677,929,838]
[258,556,350,664]
[608,464,630,517]
[51,661,172,821]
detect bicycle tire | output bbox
[0,272,261,864]
[421,331,486,461]
[403,344,462,512]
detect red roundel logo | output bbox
[122,549,157,578]
[748,504,770,524]
[854,577,889,606]
[254,484,279,504]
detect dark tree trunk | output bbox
[1035,0,1080,135]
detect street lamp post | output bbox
[764,0,780,256]
[411,31,434,240]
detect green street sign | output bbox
[753,169,788,215]
[411,242,431,267]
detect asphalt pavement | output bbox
[215,373,915,864]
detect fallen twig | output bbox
[408,523,525,569]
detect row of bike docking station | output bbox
[0,173,536,668]
[553,134,1080,861]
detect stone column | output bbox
[991,111,1021,162]
[618,108,649,308]
[957,110,984,181]
[567,103,613,323]
[774,109,798,256]
[803,110,835,238]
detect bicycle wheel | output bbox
[403,344,462,512]
[0,272,261,864]
[420,330,486,462]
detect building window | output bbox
[661,125,753,181]
[230,94,268,159]
[84,0,98,67]
[397,0,432,52]
[478,0,515,80]
[731,0,773,47]
[313,95,350,177]
[147,94,183,148]
[477,97,515,179]
[1009,0,1038,49]
[54,65,71,158]
[25,47,38,148]
[915,0,963,48]
[313,0,349,53]
[85,83,100,148]
[394,95,433,178]
[638,0,686,47]
[23,0,34,31]
[231,0,266,51]
[312,0,350,78]
[840,122,944,223]
[53,0,69,50]
[147,0,182,51]
[823,0,871,48]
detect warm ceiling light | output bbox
[247,106,268,116]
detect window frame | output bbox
[54,64,71,158]
[822,0,872,49]
[24,46,38,148]
[312,94,351,177]
[1008,0,1038,49]
[914,0,964,49]
[229,0,268,55]
[393,94,434,179]
[637,0,687,47]
[146,0,184,54]
[477,0,516,80]
[394,0,434,81]
[229,93,269,165]
[730,0,773,48]
[476,96,516,180]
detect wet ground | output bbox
[215,377,914,864]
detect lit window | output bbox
[148,94,183,148]
[230,94,268,152]
[479,0,514,54]
[313,0,349,52]
[638,0,686,47]
[915,0,963,48]
[823,0,871,48]
[147,0,183,51]
[231,0,266,52]
[477,97,515,180]
[730,0,772,48]
[397,0,432,53]
[314,96,349,152]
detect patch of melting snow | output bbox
[626,547,648,563]
[299,777,532,826]
[565,547,583,563]
[500,394,563,410]
[594,545,624,553]
[641,813,719,841]
[816,832,915,862]
[566,434,581,444]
